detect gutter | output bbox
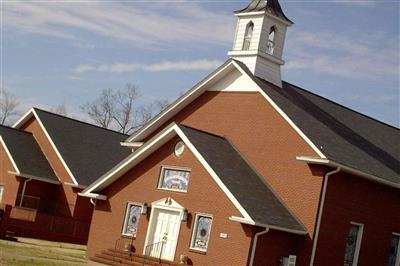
[9,171,60,185]
[78,192,107,200]
[309,167,341,266]
[296,156,399,189]
[249,227,269,266]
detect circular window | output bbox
[174,141,185,157]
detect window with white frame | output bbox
[267,26,276,55]
[0,185,4,203]
[122,202,142,236]
[387,233,400,266]
[158,167,191,192]
[190,214,213,252]
[242,21,254,50]
[344,223,363,266]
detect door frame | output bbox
[143,197,185,261]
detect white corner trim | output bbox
[77,192,107,200]
[14,109,79,185]
[8,171,60,185]
[0,136,20,174]
[175,125,254,222]
[296,156,400,189]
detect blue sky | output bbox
[3,0,399,127]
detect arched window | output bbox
[267,26,276,55]
[242,21,254,50]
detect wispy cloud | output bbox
[4,1,234,49]
[285,30,399,80]
[72,59,224,74]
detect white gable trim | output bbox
[8,171,60,185]
[0,136,20,173]
[127,60,325,159]
[82,123,254,223]
[13,108,78,185]
[125,60,236,143]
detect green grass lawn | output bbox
[0,239,100,266]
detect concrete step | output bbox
[107,249,181,266]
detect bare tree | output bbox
[82,84,169,134]
[0,90,20,125]
[51,103,68,116]
[81,88,115,129]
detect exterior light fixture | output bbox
[181,209,188,221]
[141,203,148,215]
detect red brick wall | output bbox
[143,92,323,241]
[314,171,400,265]
[88,136,254,265]
[0,144,20,208]
[253,228,302,266]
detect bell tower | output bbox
[228,0,293,87]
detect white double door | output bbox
[146,208,181,261]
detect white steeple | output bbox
[228,0,293,88]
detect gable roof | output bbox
[126,59,399,188]
[14,108,131,186]
[235,0,294,24]
[82,122,306,234]
[235,60,399,186]
[0,125,58,183]
[179,125,305,233]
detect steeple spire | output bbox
[228,0,293,87]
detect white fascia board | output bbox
[125,60,236,143]
[231,60,326,159]
[0,136,20,174]
[12,108,35,128]
[8,171,60,185]
[296,156,400,189]
[235,11,293,26]
[120,142,144,148]
[13,109,78,185]
[77,192,107,200]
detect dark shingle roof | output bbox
[234,61,400,185]
[0,125,58,181]
[235,0,293,24]
[34,108,132,186]
[179,124,306,233]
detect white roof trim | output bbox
[8,171,60,185]
[77,192,107,200]
[126,60,235,143]
[0,136,20,174]
[82,123,254,223]
[13,108,78,185]
[296,156,399,189]
[126,59,325,159]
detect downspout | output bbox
[90,198,97,206]
[19,178,32,207]
[249,227,270,266]
[309,167,341,266]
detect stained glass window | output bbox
[158,167,190,192]
[122,203,142,236]
[387,234,400,266]
[191,214,213,251]
[344,224,363,266]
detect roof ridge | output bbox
[178,124,226,140]
[0,124,33,135]
[33,107,129,136]
[281,81,400,131]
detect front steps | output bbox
[91,248,186,266]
